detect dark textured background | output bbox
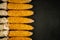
[31,0,60,40]
[0,0,60,40]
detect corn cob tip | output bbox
[28,0,32,2]
[32,26,34,30]
[29,19,34,23]
[30,39,32,40]
[29,32,33,36]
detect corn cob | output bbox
[8,17,34,23]
[0,17,34,23]
[0,10,34,16]
[8,3,33,9]
[9,37,32,40]
[0,24,34,30]
[8,24,34,30]
[0,3,33,9]
[8,10,34,16]
[9,31,33,36]
[2,0,32,3]
[0,31,33,37]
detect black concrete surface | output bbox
[31,0,60,40]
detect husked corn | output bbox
[0,10,34,16]
[8,10,34,16]
[8,3,33,9]
[0,23,34,30]
[9,37,32,40]
[8,17,34,23]
[9,31,33,36]
[0,17,34,23]
[8,0,32,3]
[0,3,33,10]
[8,24,34,30]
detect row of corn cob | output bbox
[0,0,34,40]
[0,23,34,30]
[0,17,34,23]
[0,3,33,9]
[0,10,34,16]
[0,31,33,37]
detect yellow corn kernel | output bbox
[8,24,34,30]
[8,3,33,9]
[8,10,34,16]
[8,0,32,3]
[9,31,33,36]
[9,37,32,40]
[8,17,34,23]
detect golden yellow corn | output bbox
[9,31,33,36]
[0,10,34,16]
[8,3,33,9]
[0,17,34,23]
[9,37,32,40]
[8,24,34,30]
[8,10,34,16]
[8,17,34,23]
[0,3,33,10]
[8,0,32,3]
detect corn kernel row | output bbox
[0,31,33,37]
[0,10,34,16]
[0,24,34,30]
[9,31,33,37]
[0,17,34,23]
[0,3,33,10]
